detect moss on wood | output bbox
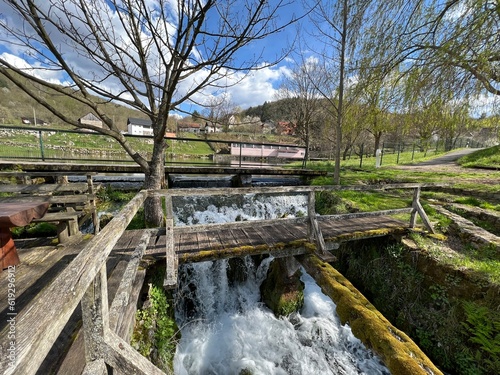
[298,254,442,375]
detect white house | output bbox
[127,117,153,136]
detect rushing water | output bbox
[172,194,390,375]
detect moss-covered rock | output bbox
[260,257,304,317]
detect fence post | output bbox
[239,142,242,167]
[396,143,401,164]
[38,129,45,161]
[412,143,416,161]
[81,265,109,374]
[380,142,384,166]
[410,187,435,234]
[359,143,364,168]
[164,194,177,289]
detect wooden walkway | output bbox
[139,215,406,263]
[0,184,438,375]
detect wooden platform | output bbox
[146,215,407,263]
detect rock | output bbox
[260,257,304,317]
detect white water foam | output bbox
[174,258,389,375]
[172,193,390,375]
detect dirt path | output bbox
[393,148,499,185]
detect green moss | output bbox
[131,264,179,373]
[260,258,305,317]
[298,254,443,375]
[331,237,500,375]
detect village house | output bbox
[177,122,202,134]
[127,117,153,136]
[78,113,103,131]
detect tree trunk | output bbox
[143,144,167,228]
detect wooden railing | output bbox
[0,183,439,375]
[158,183,437,287]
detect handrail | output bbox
[0,190,150,375]
[0,183,439,375]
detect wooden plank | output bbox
[195,231,212,252]
[0,190,148,374]
[109,230,152,334]
[240,226,268,247]
[216,228,239,249]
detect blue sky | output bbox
[0,0,311,117]
[2,1,496,118]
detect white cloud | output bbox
[0,52,70,86]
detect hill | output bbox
[0,71,144,132]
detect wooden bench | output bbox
[0,173,100,243]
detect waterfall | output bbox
[172,194,390,375]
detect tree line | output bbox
[0,0,498,224]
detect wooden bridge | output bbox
[0,183,437,375]
[0,161,326,187]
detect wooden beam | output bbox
[103,331,166,375]
[307,192,334,262]
[164,195,177,289]
[410,187,435,234]
[82,359,107,375]
[109,229,153,335]
[152,182,447,198]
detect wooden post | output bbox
[164,195,177,288]
[308,191,334,261]
[81,265,109,374]
[87,174,100,234]
[109,229,152,338]
[410,187,435,234]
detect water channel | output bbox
[171,194,390,375]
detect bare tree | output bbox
[203,93,235,133]
[277,58,325,164]
[0,0,297,225]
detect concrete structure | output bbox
[231,142,305,160]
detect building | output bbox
[78,113,103,131]
[177,122,202,134]
[127,117,153,136]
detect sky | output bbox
[0,1,497,119]
[0,0,310,117]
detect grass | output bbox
[0,126,214,161]
[458,145,500,169]
[410,233,500,285]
